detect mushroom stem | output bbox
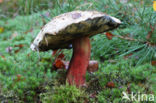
[66,37,91,87]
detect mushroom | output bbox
[30,10,121,87]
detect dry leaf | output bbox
[16,74,25,82]
[14,44,24,48]
[14,44,24,53]
[153,1,156,11]
[27,53,30,57]
[151,61,156,66]
[24,28,33,34]
[52,50,58,56]
[16,74,22,81]
[126,83,131,94]
[0,27,4,33]
[124,53,133,59]
[15,49,20,53]
[87,61,98,73]
[0,0,3,3]
[105,32,114,40]
[53,59,65,69]
[106,82,115,88]
[58,53,65,59]
[0,55,6,60]
[52,49,62,56]
[146,25,154,40]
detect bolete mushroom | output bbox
[30,10,121,87]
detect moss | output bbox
[40,84,87,103]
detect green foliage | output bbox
[0,0,52,17]
[98,89,122,103]
[94,60,155,103]
[129,64,153,82]
[40,84,87,103]
[91,0,156,64]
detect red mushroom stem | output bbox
[66,37,91,87]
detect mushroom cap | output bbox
[31,10,121,51]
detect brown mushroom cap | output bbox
[31,10,121,51]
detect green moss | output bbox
[40,84,87,103]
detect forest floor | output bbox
[0,0,156,103]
